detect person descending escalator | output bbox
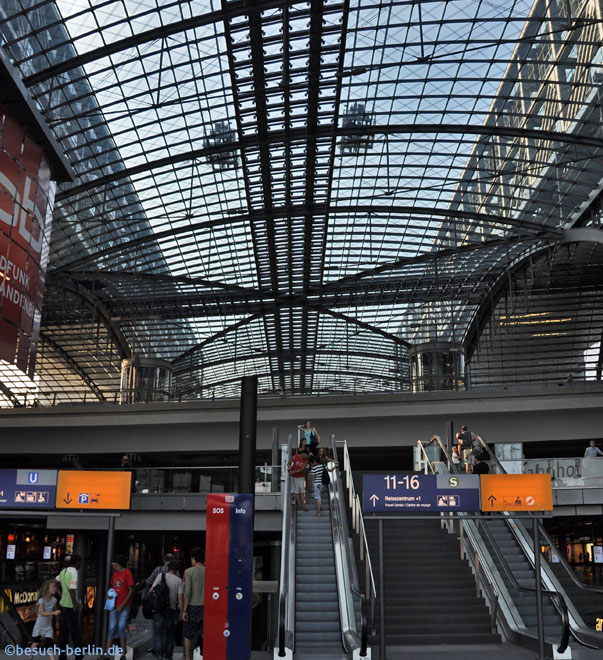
[310,448,338,517]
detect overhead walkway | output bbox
[415,435,603,659]
[275,436,371,659]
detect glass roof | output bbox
[0,0,602,401]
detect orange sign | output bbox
[56,471,131,510]
[480,474,553,512]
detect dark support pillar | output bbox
[271,427,280,492]
[238,376,258,496]
[74,533,87,631]
[102,516,115,650]
[446,420,454,456]
[378,519,386,660]
[94,533,106,646]
[533,518,545,660]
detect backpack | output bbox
[150,572,170,612]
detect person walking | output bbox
[584,440,603,458]
[31,579,60,660]
[105,556,134,660]
[297,420,320,457]
[182,547,205,660]
[55,554,83,660]
[287,443,310,510]
[472,452,490,475]
[310,449,338,516]
[149,560,182,660]
[146,553,178,588]
[146,553,177,654]
[456,425,475,475]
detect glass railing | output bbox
[497,457,603,489]
[122,465,281,494]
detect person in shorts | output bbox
[32,579,60,660]
[182,547,205,660]
[287,443,309,510]
[105,555,134,659]
[310,449,338,516]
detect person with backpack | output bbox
[310,448,339,517]
[456,425,476,475]
[105,555,134,659]
[148,560,182,660]
[297,420,320,457]
[144,553,178,654]
[287,442,310,510]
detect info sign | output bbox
[480,474,553,512]
[0,469,57,508]
[204,493,253,660]
[363,473,481,513]
[56,471,131,510]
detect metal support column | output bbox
[238,375,258,496]
[378,519,385,660]
[271,427,280,492]
[446,420,454,456]
[102,516,115,650]
[74,534,87,632]
[533,518,545,660]
[94,533,106,646]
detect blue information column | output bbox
[204,493,253,660]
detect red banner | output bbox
[0,103,55,378]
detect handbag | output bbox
[104,588,117,611]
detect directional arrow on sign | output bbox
[370,494,379,507]
[488,494,497,507]
[63,492,72,504]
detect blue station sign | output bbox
[363,473,481,513]
[0,470,57,509]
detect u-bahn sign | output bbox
[362,473,481,512]
[0,469,57,508]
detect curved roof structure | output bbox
[0,0,602,403]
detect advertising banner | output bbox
[0,104,55,377]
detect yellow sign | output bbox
[480,474,553,512]
[56,471,131,510]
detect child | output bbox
[32,579,60,660]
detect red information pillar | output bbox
[204,493,253,660]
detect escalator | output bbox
[295,489,341,651]
[275,436,369,659]
[0,589,32,649]
[418,435,603,657]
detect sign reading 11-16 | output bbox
[362,473,481,513]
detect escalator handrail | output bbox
[330,436,368,656]
[416,434,454,474]
[474,434,603,598]
[354,589,368,657]
[276,434,295,657]
[339,440,377,599]
[0,589,32,645]
[474,516,571,653]
[421,441,571,653]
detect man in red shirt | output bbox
[105,555,134,659]
[287,442,309,510]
